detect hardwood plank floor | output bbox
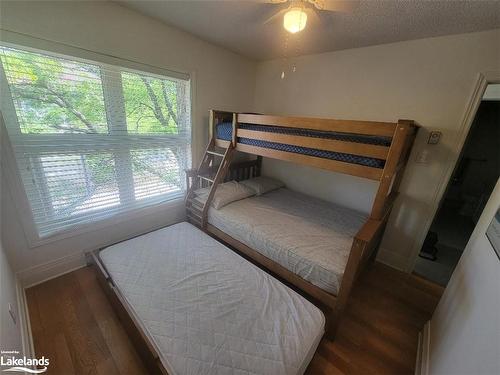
[26,262,442,375]
[306,264,442,375]
[26,267,147,375]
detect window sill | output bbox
[26,196,186,249]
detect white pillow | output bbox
[194,181,255,209]
[239,176,285,195]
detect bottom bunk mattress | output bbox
[99,222,324,375]
[208,188,368,295]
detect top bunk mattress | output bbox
[208,188,368,295]
[216,122,390,168]
[100,222,325,375]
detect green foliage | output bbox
[0,47,107,134]
[122,72,179,134]
[1,46,186,222]
[131,148,180,185]
[41,153,116,214]
[0,47,183,135]
[86,153,116,185]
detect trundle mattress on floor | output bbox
[100,222,325,375]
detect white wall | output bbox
[0,0,256,285]
[254,29,500,270]
[0,115,23,359]
[1,1,498,284]
[0,241,23,355]
[427,179,500,375]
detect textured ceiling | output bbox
[118,0,500,60]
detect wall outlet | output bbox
[8,303,17,325]
[428,131,442,145]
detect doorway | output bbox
[413,84,499,285]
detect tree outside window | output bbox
[0,45,191,237]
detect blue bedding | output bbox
[216,122,389,168]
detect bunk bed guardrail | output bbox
[210,111,418,182]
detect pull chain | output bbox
[292,4,305,74]
[281,30,290,80]
[281,5,305,79]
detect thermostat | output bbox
[428,131,441,145]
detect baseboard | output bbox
[416,320,431,375]
[16,279,35,359]
[17,251,87,288]
[415,330,423,375]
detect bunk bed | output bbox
[185,110,419,336]
[90,109,417,374]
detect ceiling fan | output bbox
[259,0,357,33]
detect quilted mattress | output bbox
[216,122,389,168]
[100,222,325,375]
[208,188,367,295]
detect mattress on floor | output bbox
[208,188,367,295]
[100,222,325,375]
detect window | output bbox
[0,45,191,238]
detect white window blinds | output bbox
[0,45,191,238]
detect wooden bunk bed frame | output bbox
[88,110,417,374]
[186,109,419,336]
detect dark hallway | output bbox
[414,99,500,285]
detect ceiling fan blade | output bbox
[305,8,322,27]
[255,0,289,4]
[312,0,358,12]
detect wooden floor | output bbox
[26,262,442,375]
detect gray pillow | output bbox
[239,176,285,195]
[194,181,255,209]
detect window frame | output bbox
[0,34,195,248]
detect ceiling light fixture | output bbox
[283,7,307,33]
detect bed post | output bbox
[325,238,364,337]
[327,120,417,338]
[327,212,390,337]
[231,112,238,146]
[370,120,414,220]
[209,109,215,141]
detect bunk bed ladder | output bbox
[186,139,235,228]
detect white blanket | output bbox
[100,222,324,375]
[208,188,367,295]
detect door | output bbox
[413,84,499,285]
